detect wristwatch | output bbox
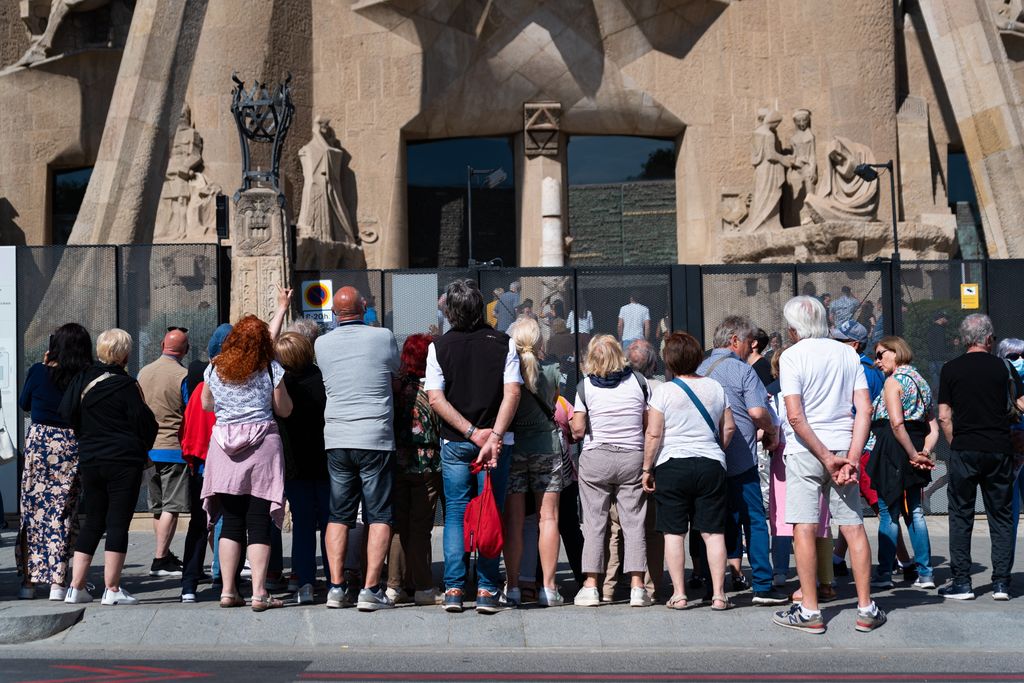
[464,425,476,440]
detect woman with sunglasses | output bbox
[865,336,938,589]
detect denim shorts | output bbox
[326,448,395,527]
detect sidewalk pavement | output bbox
[0,517,1021,653]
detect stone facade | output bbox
[3,0,1024,267]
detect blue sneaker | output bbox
[443,588,463,613]
[475,589,509,614]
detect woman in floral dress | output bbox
[17,323,93,600]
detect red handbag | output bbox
[464,462,504,560]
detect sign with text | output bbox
[960,283,980,310]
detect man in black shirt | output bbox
[937,314,1024,601]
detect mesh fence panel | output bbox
[16,246,118,444]
[700,266,794,351]
[385,269,474,347]
[984,261,1024,341]
[293,270,385,336]
[118,244,220,377]
[795,264,890,342]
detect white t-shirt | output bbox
[567,310,593,334]
[424,338,522,445]
[649,377,729,468]
[618,303,650,340]
[779,337,868,454]
[573,374,647,451]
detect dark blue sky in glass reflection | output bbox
[406,136,675,188]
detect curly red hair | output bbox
[400,333,433,379]
[212,315,274,383]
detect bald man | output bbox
[138,328,191,578]
[315,286,400,611]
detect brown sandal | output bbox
[667,594,689,610]
[710,595,733,611]
[251,594,284,612]
[219,594,245,608]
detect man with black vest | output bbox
[426,279,522,614]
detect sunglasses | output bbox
[1007,353,1022,362]
[167,326,189,333]
[875,349,891,360]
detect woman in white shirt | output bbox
[642,331,736,610]
[570,335,651,607]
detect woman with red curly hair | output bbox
[201,315,293,612]
[385,333,443,605]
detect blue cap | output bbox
[831,319,868,344]
[207,323,233,358]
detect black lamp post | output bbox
[853,160,898,259]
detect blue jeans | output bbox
[286,479,331,586]
[772,536,793,578]
[724,465,773,592]
[210,517,224,579]
[876,487,932,578]
[1010,466,1024,563]
[441,439,511,593]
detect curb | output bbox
[0,605,85,643]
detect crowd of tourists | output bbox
[13,279,1024,633]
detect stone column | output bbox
[918,0,1024,257]
[229,188,290,324]
[540,176,563,267]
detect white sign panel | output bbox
[0,247,17,515]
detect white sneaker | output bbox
[414,588,443,606]
[538,587,564,607]
[101,587,139,605]
[574,586,600,607]
[240,560,252,578]
[181,593,197,603]
[629,587,653,607]
[49,585,68,602]
[18,585,36,600]
[385,586,411,604]
[296,583,315,605]
[64,587,93,604]
[502,586,521,607]
[913,577,936,590]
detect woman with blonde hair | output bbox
[505,317,564,607]
[570,334,652,607]
[61,328,158,605]
[201,315,293,612]
[866,335,937,589]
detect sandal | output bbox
[666,594,689,610]
[219,594,245,608]
[710,595,733,611]
[251,594,284,612]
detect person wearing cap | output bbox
[927,311,950,388]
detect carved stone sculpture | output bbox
[741,110,792,232]
[231,187,290,323]
[805,137,880,223]
[153,104,221,243]
[785,109,817,226]
[996,0,1024,33]
[295,116,365,269]
[13,0,110,67]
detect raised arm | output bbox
[268,285,293,341]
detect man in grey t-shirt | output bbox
[315,286,400,611]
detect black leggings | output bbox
[76,463,144,555]
[219,493,273,546]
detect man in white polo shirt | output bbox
[617,293,650,350]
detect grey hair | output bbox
[998,338,1024,358]
[285,317,321,342]
[444,279,485,331]
[627,339,658,378]
[712,315,755,349]
[960,313,994,348]
[783,296,829,340]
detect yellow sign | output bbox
[302,280,333,311]
[960,283,980,310]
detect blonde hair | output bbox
[511,317,542,393]
[876,335,914,366]
[583,334,627,378]
[275,332,314,372]
[96,328,132,365]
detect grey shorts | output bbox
[783,450,862,527]
[508,448,563,495]
[148,462,190,516]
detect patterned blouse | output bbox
[867,365,932,451]
[394,374,441,475]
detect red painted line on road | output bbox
[297,675,1024,682]
[19,664,212,683]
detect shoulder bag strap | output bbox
[630,369,650,402]
[80,372,114,402]
[702,355,731,379]
[671,377,719,442]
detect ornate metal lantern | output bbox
[230,72,295,204]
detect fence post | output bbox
[114,245,122,330]
[889,255,902,336]
[670,265,704,346]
